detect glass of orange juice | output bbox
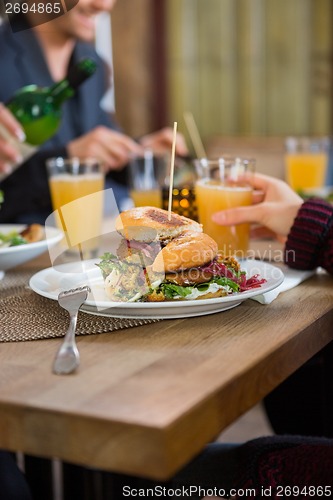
[194,157,255,258]
[128,150,169,208]
[46,157,105,259]
[284,137,330,192]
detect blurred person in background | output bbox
[0,0,188,223]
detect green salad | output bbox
[0,231,27,248]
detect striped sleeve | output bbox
[284,198,333,275]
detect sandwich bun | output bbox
[152,231,218,273]
[115,206,202,243]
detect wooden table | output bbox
[0,256,332,481]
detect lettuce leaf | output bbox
[144,276,240,301]
[161,283,194,299]
[210,277,240,292]
[96,252,120,279]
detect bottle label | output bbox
[0,123,37,182]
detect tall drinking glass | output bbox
[194,157,255,257]
[46,157,105,258]
[284,136,329,192]
[128,150,169,208]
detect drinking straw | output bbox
[183,111,207,158]
[168,122,178,221]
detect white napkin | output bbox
[251,264,316,305]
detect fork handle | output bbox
[62,312,78,347]
[53,312,80,375]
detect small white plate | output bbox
[29,259,284,319]
[0,224,63,272]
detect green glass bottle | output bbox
[0,58,97,181]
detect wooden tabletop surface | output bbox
[0,252,332,480]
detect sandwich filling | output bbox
[97,247,266,302]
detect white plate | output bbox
[0,224,63,272]
[29,259,284,319]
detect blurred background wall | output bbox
[111,0,333,148]
[111,0,159,138]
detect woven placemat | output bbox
[0,269,159,343]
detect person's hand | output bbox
[67,126,144,170]
[139,127,189,157]
[0,103,26,173]
[212,173,303,241]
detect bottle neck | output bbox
[49,80,74,106]
[48,58,96,106]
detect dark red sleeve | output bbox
[284,198,333,275]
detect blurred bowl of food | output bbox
[0,224,63,274]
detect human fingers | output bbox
[0,137,23,168]
[103,129,143,155]
[212,204,266,226]
[174,132,189,156]
[248,173,302,205]
[0,160,11,174]
[67,136,125,168]
[140,128,189,156]
[246,172,279,191]
[67,128,143,169]
[242,172,292,199]
[67,135,109,166]
[0,103,26,142]
[212,201,301,237]
[252,189,265,204]
[95,128,143,168]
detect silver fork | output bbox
[53,285,90,375]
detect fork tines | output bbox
[59,285,91,297]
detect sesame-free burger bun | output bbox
[115,206,202,242]
[152,231,218,273]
